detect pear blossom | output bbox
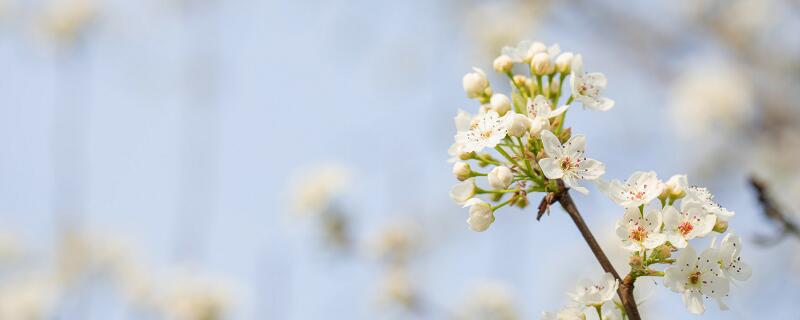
[662,202,716,248]
[555,52,574,74]
[540,305,585,320]
[713,233,751,282]
[488,166,513,189]
[531,52,553,75]
[501,40,560,64]
[490,93,511,115]
[599,171,663,208]
[538,130,605,194]
[568,272,619,306]
[450,178,476,205]
[504,112,531,137]
[455,111,507,153]
[463,67,491,99]
[662,174,688,199]
[464,198,495,232]
[664,246,729,315]
[570,55,614,111]
[453,162,471,181]
[449,109,477,162]
[527,96,568,137]
[686,186,735,221]
[615,207,665,251]
[493,54,513,73]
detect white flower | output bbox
[685,186,735,221]
[463,67,491,99]
[664,246,729,315]
[464,198,495,232]
[453,162,472,181]
[570,55,614,111]
[455,111,507,153]
[713,233,751,282]
[450,178,477,205]
[488,166,514,190]
[615,207,665,251]
[663,174,688,198]
[568,272,619,306]
[501,40,559,64]
[555,52,574,74]
[540,305,585,320]
[662,201,716,248]
[599,171,663,208]
[493,54,513,73]
[527,96,568,137]
[449,109,476,162]
[504,112,531,137]
[538,130,605,194]
[490,93,511,116]
[531,52,553,75]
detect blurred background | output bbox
[0,0,799,319]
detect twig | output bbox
[549,180,642,320]
[749,176,800,241]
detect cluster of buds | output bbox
[450,40,613,232]
[601,172,749,315]
[449,40,751,317]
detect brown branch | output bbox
[552,180,641,320]
[749,176,800,241]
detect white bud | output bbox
[524,41,546,63]
[504,113,531,137]
[555,52,574,74]
[489,94,511,116]
[464,198,494,232]
[529,118,550,137]
[488,166,513,189]
[449,178,476,205]
[492,55,513,73]
[462,68,489,99]
[452,162,471,181]
[664,174,688,199]
[531,52,552,76]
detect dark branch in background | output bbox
[539,181,642,320]
[749,176,800,244]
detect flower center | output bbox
[560,157,574,171]
[689,271,701,285]
[480,130,492,139]
[629,226,647,242]
[678,221,694,235]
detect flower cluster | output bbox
[450,40,612,232]
[449,40,751,317]
[600,171,750,314]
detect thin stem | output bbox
[554,181,641,320]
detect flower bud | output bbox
[651,244,673,260]
[512,75,528,88]
[529,118,549,137]
[555,52,574,74]
[462,68,489,99]
[515,195,529,208]
[531,52,552,76]
[524,41,546,63]
[449,178,476,205]
[663,174,688,199]
[465,199,494,232]
[493,55,513,73]
[713,219,728,233]
[488,166,513,189]
[459,151,474,161]
[452,162,471,181]
[490,94,511,116]
[504,113,531,137]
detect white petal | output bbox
[563,176,588,194]
[540,130,563,158]
[538,158,563,179]
[683,290,705,315]
[563,134,586,156]
[575,158,605,180]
